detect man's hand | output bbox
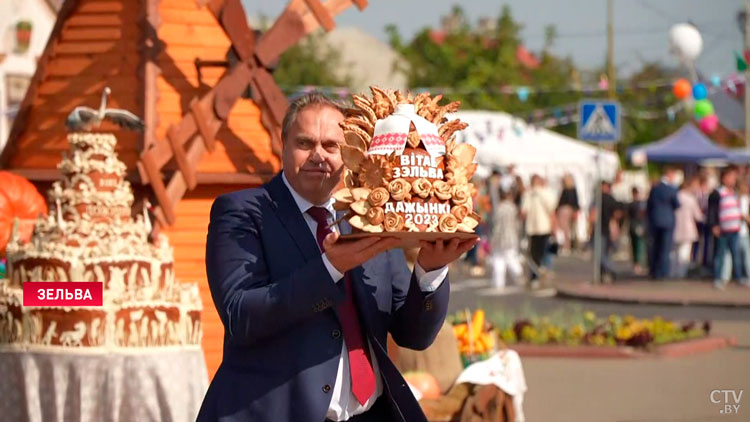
[417,237,480,272]
[324,232,401,273]
[712,226,721,237]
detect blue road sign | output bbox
[578,100,620,142]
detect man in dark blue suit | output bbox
[646,166,681,279]
[197,93,478,422]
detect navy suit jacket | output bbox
[196,173,450,422]
[646,181,680,230]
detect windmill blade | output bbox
[298,0,369,29]
[199,0,258,126]
[140,65,246,172]
[250,67,288,130]
[212,61,254,121]
[300,0,335,32]
[202,0,256,62]
[139,0,372,233]
[255,0,369,68]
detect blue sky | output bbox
[242,0,741,78]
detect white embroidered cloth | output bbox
[455,349,527,422]
[370,104,445,157]
[0,347,208,422]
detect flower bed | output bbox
[450,308,713,357]
[499,312,711,349]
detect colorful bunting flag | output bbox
[736,51,747,72]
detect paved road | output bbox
[448,257,750,322]
[448,280,750,322]
[445,256,750,421]
[522,342,750,422]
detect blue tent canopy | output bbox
[727,148,750,164]
[627,124,730,163]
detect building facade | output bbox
[0,0,58,153]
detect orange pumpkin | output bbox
[403,371,441,400]
[0,193,12,255]
[0,171,47,254]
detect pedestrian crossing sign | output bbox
[578,100,620,142]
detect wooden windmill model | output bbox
[139,0,369,234]
[0,0,372,376]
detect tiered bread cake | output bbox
[333,87,479,234]
[0,133,201,348]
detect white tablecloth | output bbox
[455,349,528,422]
[0,347,208,422]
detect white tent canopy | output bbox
[452,110,620,240]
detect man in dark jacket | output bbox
[197,93,478,422]
[646,166,681,279]
[597,181,621,282]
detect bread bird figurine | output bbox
[65,87,145,132]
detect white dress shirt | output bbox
[281,173,447,421]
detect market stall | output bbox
[627,123,730,164]
[453,110,620,242]
[453,110,620,211]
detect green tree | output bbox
[273,32,353,90]
[387,6,693,164]
[387,6,578,123]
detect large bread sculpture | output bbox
[334,87,480,238]
[0,133,201,349]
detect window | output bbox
[5,73,31,131]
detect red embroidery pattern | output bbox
[371,133,408,148]
[370,133,445,150]
[420,134,443,146]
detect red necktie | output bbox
[307,206,376,405]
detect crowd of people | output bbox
[467,165,750,291]
[647,165,750,288]
[610,165,750,289]
[466,167,577,291]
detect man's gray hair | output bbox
[281,92,347,143]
